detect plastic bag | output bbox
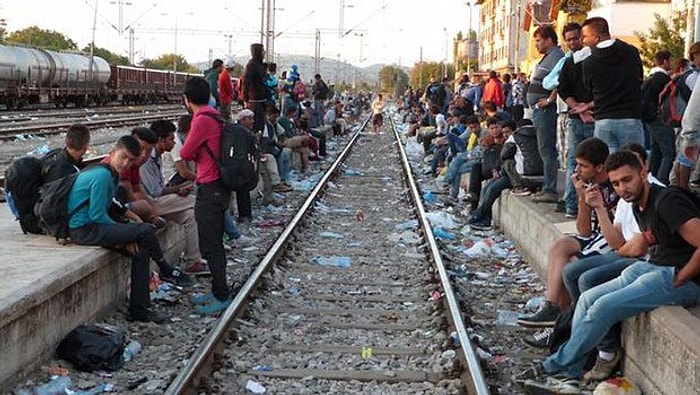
[56,324,125,372]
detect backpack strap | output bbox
[197,113,224,166]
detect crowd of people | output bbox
[5,42,379,323]
[400,16,700,394]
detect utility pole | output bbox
[265,0,276,62]
[419,46,423,88]
[260,0,265,44]
[314,29,321,75]
[339,0,345,38]
[89,0,98,85]
[128,28,135,64]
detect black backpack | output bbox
[56,324,125,372]
[4,156,44,234]
[202,114,259,191]
[35,164,107,241]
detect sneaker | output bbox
[522,327,553,349]
[470,220,493,231]
[160,268,194,287]
[511,363,546,386]
[195,297,232,315]
[230,234,256,248]
[582,351,622,383]
[532,192,559,203]
[272,183,293,192]
[127,308,171,324]
[511,187,532,197]
[190,292,215,305]
[564,211,577,219]
[184,261,211,276]
[554,200,567,213]
[524,375,581,394]
[517,300,560,328]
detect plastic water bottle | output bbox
[122,340,142,362]
[34,376,71,395]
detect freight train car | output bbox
[0,43,196,109]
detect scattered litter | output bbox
[441,350,456,359]
[361,346,373,360]
[423,191,437,203]
[425,211,457,229]
[355,210,365,221]
[122,340,142,362]
[525,296,545,312]
[258,220,285,227]
[464,240,493,258]
[287,286,301,295]
[476,347,493,362]
[45,366,69,376]
[252,365,273,372]
[432,227,455,240]
[496,310,522,326]
[344,168,361,176]
[311,256,351,268]
[394,219,418,230]
[430,290,443,301]
[319,231,344,238]
[29,144,51,156]
[32,376,71,395]
[388,230,420,244]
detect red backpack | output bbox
[658,69,697,128]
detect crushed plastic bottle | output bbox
[432,227,455,240]
[464,241,492,258]
[122,340,142,362]
[311,256,351,268]
[34,376,71,395]
[394,219,418,231]
[490,245,509,259]
[496,310,522,326]
[319,231,344,238]
[525,296,545,312]
[423,191,437,203]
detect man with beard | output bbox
[521,150,700,393]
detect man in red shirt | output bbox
[218,58,235,120]
[180,76,233,315]
[482,70,505,109]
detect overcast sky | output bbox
[2,0,480,67]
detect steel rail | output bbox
[388,114,490,395]
[165,116,372,394]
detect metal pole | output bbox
[419,46,423,88]
[314,29,321,75]
[128,28,135,65]
[467,3,472,74]
[260,0,265,44]
[339,0,345,38]
[173,16,178,73]
[89,0,98,84]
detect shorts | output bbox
[573,233,610,259]
[372,113,383,126]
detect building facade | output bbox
[476,0,531,73]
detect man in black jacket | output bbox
[558,22,595,217]
[243,43,268,135]
[572,17,644,152]
[643,50,674,185]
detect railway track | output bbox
[0,104,184,123]
[0,110,185,140]
[166,116,489,394]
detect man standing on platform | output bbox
[572,17,645,152]
[528,25,565,204]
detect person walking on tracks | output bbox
[371,93,385,134]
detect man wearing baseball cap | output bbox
[218,58,236,120]
[233,108,256,223]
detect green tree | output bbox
[6,26,77,50]
[635,12,686,68]
[378,65,409,96]
[83,44,129,65]
[229,63,245,78]
[410,61,454,89]
[141,53,191,72]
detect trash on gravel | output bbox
[525,296,546,312]
[258,220,285,227]
[252,365,273,372]
[496,310,522,326]
[394,219,418,230]
[432,227,455,240]
[464,240,493,258]
[425,211,457,229]
[423,191,437,203]
[311,256,351,268]
[344,168,361,176]
[319,231,344,238]
[388,230,420,244]
[355,209,365,221]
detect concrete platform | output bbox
[494,193,700,395]
[0,206,185,390]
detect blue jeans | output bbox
[594,118,644,153]
[646,118,676,185]
[444,152,474,198]
[544,261,700,378]
[532,106,559,194]
[223,210,242,240]
[564,118,595,213]
[471,175,511,221]
[277,149,291,183]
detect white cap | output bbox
[237,109,254,120]
[224,57,235,69]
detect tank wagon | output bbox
[0,43,196,109]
